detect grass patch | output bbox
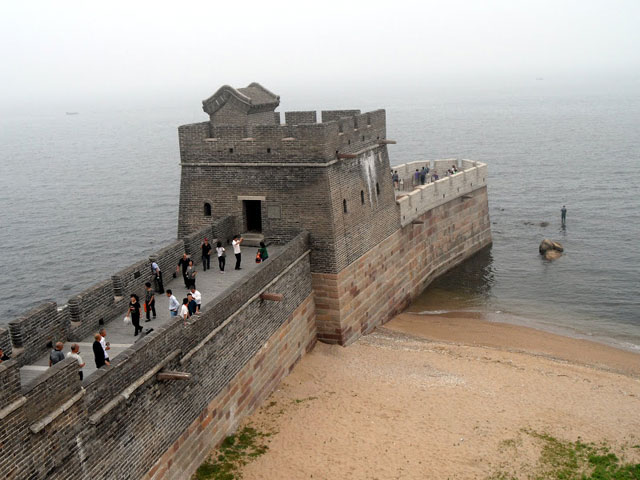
[293,396,318,404]
[488,431,640,480]
[193,426,271,480]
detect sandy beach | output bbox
[218,312,640,479]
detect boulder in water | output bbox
[539,238,555,254]
[544,249,562,261]
[540,221,549,227]
[539,238,564,260]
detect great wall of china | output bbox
[0,83,491,479]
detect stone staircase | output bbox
[241,232,264,247]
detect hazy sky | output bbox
[1,0,639,110]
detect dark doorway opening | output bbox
[243,200,262,232]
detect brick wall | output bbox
[8,303,69,365]
[313,186,492,344]
[144,294,316,480]
[0,233,314,480]
[0,358,84,479]
[67,279,125,341]
[0,328,11,357]
[285,111,317,124]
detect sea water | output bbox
[1,85,638,350]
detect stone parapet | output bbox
[396,160,488,227]
[313,186,492,345]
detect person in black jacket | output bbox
[128,294,142,336]
[93,333,107,368]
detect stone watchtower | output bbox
[177,82,400,343]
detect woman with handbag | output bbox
[128,293,143,336]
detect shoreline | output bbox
[219,310,640,479]
[389,310,640,377]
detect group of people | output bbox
[46,327,113,380]
[41,234,273,378]
[165,286,201,321]
[391,164,463,190]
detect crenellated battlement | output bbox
[178,109,387,164]
[394,159,489,226]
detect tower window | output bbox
[361,190,365,204]
[204,203,212,216]
[343,199,347,213]
[267,147,271,153]
[362,135,365,141]
[376,183,380,195]
[229,148,233,153]
[367,114,371,126]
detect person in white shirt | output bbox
[232,235,243,270]
[166,290,179,317]
[216,241,226,273]
[190,286,202,312]
[99,328,110,363]
[179,298,190,320]
[66,343,86,381]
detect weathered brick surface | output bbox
[313,186,492,345]
[68,279,125,341]
[0,327,11,357]
[0,360,21,405]
[143,294,316,480]
[0,233,313,480]
[0,358,83,480]
[8,303,69,366]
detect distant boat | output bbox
[65,112,79,115]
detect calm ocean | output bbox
[1,86,639,350]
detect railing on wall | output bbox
[393,159,488,227]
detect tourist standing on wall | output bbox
[66,343,85,381]
[128,294,143,336]
[99,328,110,363]
[420,167,426,185]
[186,259,197,289]
[166,289,179,317]
[151,261,164,293]
[201,238,212,271]
[49,342,65,366]
[189,286,202,313]
[144,282,156,322]
[232,235,243,270]
[176,253,191,288]
[187,292,198,316]
[180,298,189,320]
[392,171,399,189]
[216,241,226,272]
[93,333,107,368]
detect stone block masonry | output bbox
[0,233,314,480]
[1,83,494,480]
[313,186,492,345]
[143,294,316,480]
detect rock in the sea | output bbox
[539,238,555,254]
[544,249,562,260]
[540,221,549,227]
[539,238,564,260]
